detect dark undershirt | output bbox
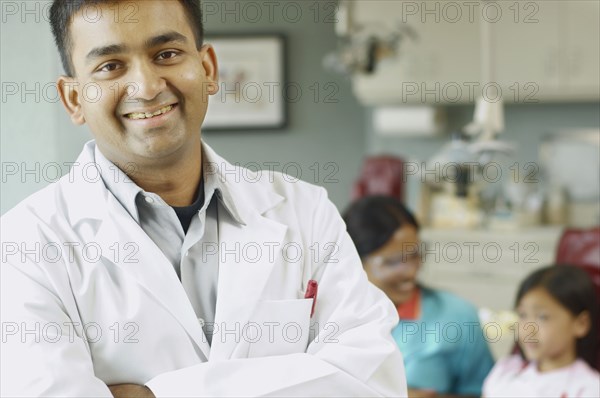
[172,178,205,234]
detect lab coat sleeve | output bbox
[0,250,113,397]
[145,187,408,397]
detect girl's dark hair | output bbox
[342,196,419,258]
[516,265,600,369]
[49,0,204,77]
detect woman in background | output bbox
[343,196,494,397]
[483,265,599,397]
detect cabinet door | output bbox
[562,0,600,100]
[417,227,563,311]
[348,0,598,104]
[352,0,480,105]
[494,0,562,103]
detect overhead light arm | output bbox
[464,0,505,142]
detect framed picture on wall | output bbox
[203,34,287,131]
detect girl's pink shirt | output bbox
[483,354,600,398]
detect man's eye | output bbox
[157,51,178,60]
[98,63,119,73]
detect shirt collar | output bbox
[94,145,142,222]
[94,143,245,226]
[201,142,246,225]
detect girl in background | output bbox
[483,265,600,397]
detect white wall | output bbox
[1,3,70,214]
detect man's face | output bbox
[59,0,218,167]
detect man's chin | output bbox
[131,134,189,160]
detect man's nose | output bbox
[126,62,166,101]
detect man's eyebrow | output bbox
[86,44,127,64]
[85,31,189,65]
[145,31,188,48]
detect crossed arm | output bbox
[109,384,154,398]
[1,188,407,397]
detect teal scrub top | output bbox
[392,287,495,395]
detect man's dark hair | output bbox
[49,0,204,77]
[342,196,420,259]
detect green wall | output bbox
[201,1,368,211]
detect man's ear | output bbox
[199,44,219,96]
[57,75,85,125]
[573,310,591,338]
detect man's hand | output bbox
[407,388,437,398]
[108,384,155,398]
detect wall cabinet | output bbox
[348,1,599,105]
[417,227,564,311]
[416,226,563,359]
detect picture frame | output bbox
[202,34,287,131]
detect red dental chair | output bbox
[351,156,406,202]
[556,227,600,370]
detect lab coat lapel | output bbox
[209,208,288,361]
[93,195,211,361]
[65,142,211,361]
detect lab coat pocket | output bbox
[247,298,312,358]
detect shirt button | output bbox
[144,196,154,204]
[198,318,205,327]
[184,251,189,257]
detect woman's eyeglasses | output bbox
[367,250,422,268]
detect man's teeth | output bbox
[127,105,173,120]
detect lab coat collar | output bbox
[65,140,284,225]
[61,140,288,361]
[200,140,285,223]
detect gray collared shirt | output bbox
[94,144,237,345]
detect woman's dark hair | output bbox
[49,0,204,77]
[516,265,599,369]
[342,196,419,258]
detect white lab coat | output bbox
[1,141,407,397]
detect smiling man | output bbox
[0,1,407,397]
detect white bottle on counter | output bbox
[545,185,568,225]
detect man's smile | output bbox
[123,102,179,119]
[122,103,179,127]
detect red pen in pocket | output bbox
[304,279,318,318]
